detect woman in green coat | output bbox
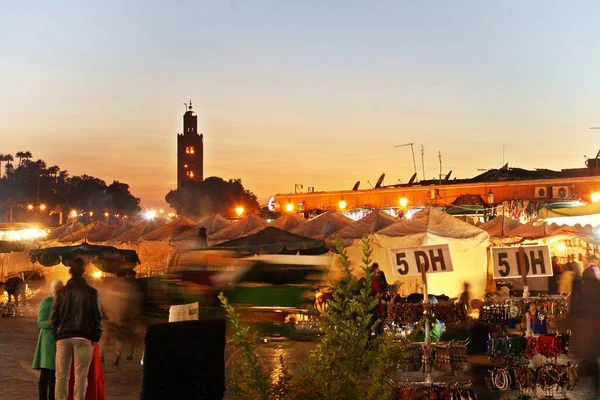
[32,279,63,400]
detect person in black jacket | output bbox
[51,258,102,400]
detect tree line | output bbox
[0,151,140,225]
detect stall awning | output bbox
[536,203,600,227]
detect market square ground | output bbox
[0,316,597,399]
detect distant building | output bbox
[177,100,204,188]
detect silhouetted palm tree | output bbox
[2,154,14,178]
[15,151,25,166]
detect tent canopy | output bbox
[209,214,267,245]
[479,215,521,238]
[536,203,600,227]
[213,226,328,255]
[269,214,306,232]
[341,207,490,298]
[141,217,198,241]
[48,222,85,240]
[507,219,560,239]
[291,211,353,240]
[377,207,489,245]
[333,210,397,240]
[30,243,140,273]
[174,215,231,240]
[111,219,166,242]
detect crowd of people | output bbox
[31,259,143,400]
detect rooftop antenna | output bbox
[183,101,188,113]
[420,144,425,183]
[395,143,418,181]
[367,180,374,189]
[438,151,442,185]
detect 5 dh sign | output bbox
[491,245,553,279]
[389,244,454,277]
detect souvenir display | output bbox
[489,363,577,394]
[480,295,568,325]
[388,301,467,326]
[486,333,569,363]
[396,382,477,400]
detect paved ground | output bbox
[1,314,597,399]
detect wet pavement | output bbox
[0,315,597,399]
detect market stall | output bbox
[337,207,490,298]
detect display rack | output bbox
[391,266,474,399]
[484,247,578,399]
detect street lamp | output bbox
[27,204,34,211]
[70,210,78,218]
[592,191,600,203]
[338,199,347,210]
[235,206,245,217]
[486,189,495,205]
[399,197,408,208]
[285,203,295,213]
[39,204,46,211]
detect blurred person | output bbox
[52,259,102,400]
[570,254,600,398]
[559,255,575,295]
[2,276,26,306]
[369,263,387,335]
[548,255,562,294]
[32,279,64,400]
[99,270,142,365]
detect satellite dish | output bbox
[444,170,452,181]
[352,181,360,191]
[375,173,385,189]
[407,173,417,185]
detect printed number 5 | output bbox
[396,253,409,275]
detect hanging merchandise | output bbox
[480,295,568,325]
[486,333,570,363]
[388,301,467,326]
[396,382,477,400]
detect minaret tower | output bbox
[177,100,204,188]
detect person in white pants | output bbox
[51,259,102,400]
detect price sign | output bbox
[491,245,552,279]
[389,244,453,277]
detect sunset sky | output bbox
[2,1,600,208]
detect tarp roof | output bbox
[111,219,166,242]
[333,210,397,240]
[173,215,231,240]
[506,219,561,239]
[47,222,85,240]
[478,216,521,238]
[59,223,96,243]
[141,217,198,241]
[269,214,307,231]
[213,226,328,255]
[209,214,267,245]
[377,207,489,244]
[290,211,353,240]
[536,203,600,227]
[58,221,120,243]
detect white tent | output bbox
[141,217,198,241]
[209,214,267,245]
[291,211,353,240]
[269,214,307,231]
[173,215,231,240]
[333,210,397,243]
[338,207,490,298]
